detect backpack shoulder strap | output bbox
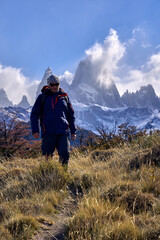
[41,92,46,106]
[64,95,69,105]
[57,89,69,107]
[40,93,46,117]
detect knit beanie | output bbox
[47,74,60,84]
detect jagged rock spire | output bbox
[36,67,53,98]
[17,95,30,109]
[0,88,13,107]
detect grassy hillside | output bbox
[0,131,159,239]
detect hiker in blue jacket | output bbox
[30,74,77,166]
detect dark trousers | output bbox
[41,132,70,165]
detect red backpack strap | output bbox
[55,93,68,105]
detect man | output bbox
[30,74,77,166]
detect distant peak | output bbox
[46,67,52,72]
[0,88,13,107]
[22,95,27,99]
[17,95,30,108]
[0,88,6,93]
[140,84,155,94]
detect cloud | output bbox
[85,28,126,88]
[1,26,160,107]
[83,27,160,97]
[59,70,74,85]
[26,80,41,105]
[141,43,151,48]
[0,64,40,105]
[116,51,160,97]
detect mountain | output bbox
[73,102,160,133]
[0,106,32,123]
[36,67,52,98]
[58,77,70,93]
[32,67,160,134]
[122,84,160,109]
[36,67,70,99]
[15,95,30,109]
[70,59,124,107]
[1,67,160,136]
[1,103,160,135]
[0,88,13,107]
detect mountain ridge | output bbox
[1,67,160,134]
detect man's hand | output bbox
[33,132,40,139]
[71,134,76,140]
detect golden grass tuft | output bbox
[109,220,142,240]
[67,194,142,240]
[27,160,70,192]
[0,160,70,202]
[0,225,12,240]
[5,215,39,240]
[139,165,160,197]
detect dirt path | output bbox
[32,190,79,240]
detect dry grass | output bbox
[66,133,160,239]
[5,215,39,240]
[0,225,12,240]
[0,132,159,239]
[0,157,70,239]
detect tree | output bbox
[0,111,31,159]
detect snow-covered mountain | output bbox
[0,88,13,107]
[122,84,160,109]
[69,58,124,107]
[73,101,160,133]
[0,106,32,122]
[1,103,160,135]
[15,95,30,109]
[36,57,124,108]
[1,66,160,135]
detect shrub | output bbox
[101,181,138,203]
[128,145,160,170]
[119,190,155,214]
[90,149,115,162]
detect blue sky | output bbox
[1,0,160,104]
[1,0,160,77]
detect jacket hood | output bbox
[41,85,67,95]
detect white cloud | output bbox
[127,25,151,49]
[116,51,160,97]
[1,26,160,106]
[59,70,74,85]
[26,80,41,105]
[85,28,126,88]
[0,64,40,105]
[85,42,103,61]
[141,43,151,48]
[84,27,160,97]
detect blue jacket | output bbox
[30,86,77,137]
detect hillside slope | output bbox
[0,132,159,240]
